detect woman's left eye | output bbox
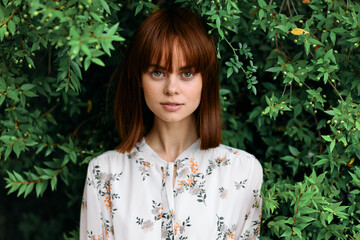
[151,71,164,78]
[182,72,193,78]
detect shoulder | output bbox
[205,144,263,184]
[87,149,132,173]
[223,144,262,172]
[208,144,261,168]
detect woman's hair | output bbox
[114,7,221,153]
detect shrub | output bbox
[1,0,359,239]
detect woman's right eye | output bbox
[150,71,164,78]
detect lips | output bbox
[160,102,183,106]
[160,102,184,111]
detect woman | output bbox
[80,7,263,240]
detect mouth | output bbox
[160,102,184,111]
[160,102,184,106]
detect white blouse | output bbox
[80,138,263,240]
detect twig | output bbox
[303,82,312,90]
[282,84,287,97]
[72,115,99,138]
[286,0,292,16]
[328,79,344,101]
[0,9,18,27]
[39,102,60,119]
[279,0,286,14]
[291,0,298,15]
[290,190,302,239]
[13,165,66,185]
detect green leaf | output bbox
[20,83,36,91]
[289,145,300,156]
[51,176,57,191]
[258,0,267,8]
[7,19,15,35]
[135,3,143,16]
[0,25,6,41]
[26,55,35,68]
[347,37,360,42]
[84,56,91,71]
[17,184,27,197]
[24,183,34,198]
[266,67,281,73]
[330,140,335,152]
[330,31,336,45]
[6,89,19,101]
[143,2,158,9]
[227,67,233,78]
[322,135,332,142]
[91,58,105,67]
[259,9,264,20]
[304,40,310,56]
[99,0,111,14]
[107,23,119,36]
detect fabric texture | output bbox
[80,137,263,240]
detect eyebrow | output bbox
[149,64,194,71]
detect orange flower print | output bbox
[174,221,181,235]
[161,167,166,180]
[190,158,198,173]
[187,177,195,184]
[81,199,87,210]
[91,234,103,240]
[225,233,235,239]
[105,182,112,193]
[104,196,111,210]
[178,180,187,186]
[143,161,151,168]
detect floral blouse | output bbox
[80,138,263,240]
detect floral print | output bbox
[80,137,263,240]
[174,157,207,204]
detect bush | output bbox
[1,0,359,239]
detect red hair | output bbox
[114,7,221,152]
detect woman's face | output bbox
[141,45,202,125]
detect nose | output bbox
[163,74,179,95]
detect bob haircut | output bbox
[114,7,221,153]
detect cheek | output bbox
[142,84,161,112]
[193,79,203,101]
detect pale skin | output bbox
[141,43,202,187]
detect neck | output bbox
[145,115,199,162]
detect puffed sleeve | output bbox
[80,160,106,240]
[239,157,263,239]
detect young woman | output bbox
[80,7,263,240]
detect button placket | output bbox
[166,162,176,234]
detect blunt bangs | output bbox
[138,8,216,75]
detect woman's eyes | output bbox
[149,70,195,79]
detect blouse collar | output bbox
[138,137,201,166]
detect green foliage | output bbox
[1,0,360,239]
